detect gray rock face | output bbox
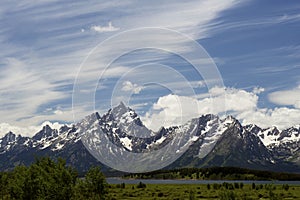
[0,103,299,173]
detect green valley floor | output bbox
[108,183,300,200]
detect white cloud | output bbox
[142,94,199,131]
[238,107,300,130]
[278,13,300,23]
[54,109,64,115]
[0,121,66,138]
[193,80,206,88]
[142,87,258,130]
[268,86,300,108]
[0,123,40,138]
[121,81,144,94]
[0,58,69,125]
[207,12,300,37]
[142,87,300,131]
[206,87,258,112]
[253,86,265,94]
[0,0,242,128]
[91,22,120,33]
[117,0,241,38]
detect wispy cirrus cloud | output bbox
[207,12,300,37]
[0,58,69,123]
[0,0,261,134]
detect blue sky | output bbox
[0,0,299,136]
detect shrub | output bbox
[189,190,196,200]
[234,182,239,189]
[239,182,244,189]
[207,183,211,190]
[137,181,146,189]
[213,183,221,190]
[282,184,289,191]
[219,190,236,200]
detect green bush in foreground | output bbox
[0,157,108,200]
[72,166,107,200]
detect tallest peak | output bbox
[111,101,131,116]
[118,101,126,108]
[113,101,128,111]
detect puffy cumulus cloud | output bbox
[0,123,40,138]
[238,107,300,130]
[0,121,65,138]
[142,87,259,131]
[142,94,200,131]
[268,86,300,108]
[142,86,300,131]
[208,87,258,112]
[90,22,120,33]
[121,81,144,94]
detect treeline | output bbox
[0,157,107,200]
[124,166,300,181]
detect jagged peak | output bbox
[200,114,219,120]
[6,131,15,135]
[263,126,280,136]
[283,125,300,132]
[244,124,262,134]
[2,131,16,140]
[245,123,260,129]
[81,112,100,121]
[111,102,131,114]
[118,101,126,108]
[223,115,238,123]
[40,121,65,131]
[157,126,166,133]
[0,131,22,144]
[32,124,58,141]
[104,102,140,124]
[42,124,52,130]
[219,115,240,130]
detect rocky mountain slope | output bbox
[0,102,299,173]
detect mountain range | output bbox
[1,102,300,174]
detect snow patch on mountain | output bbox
[0,102,300,173]
[197,115,236,158]
[252,126,300,147]
[120,137,132,151]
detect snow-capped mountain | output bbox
[245,124,300,165]
[0,102,300,173]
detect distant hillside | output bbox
[124,167,300,181]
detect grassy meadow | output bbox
[108,182,300,200]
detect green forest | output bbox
[1,158,300,200]
[124,167,300,181]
